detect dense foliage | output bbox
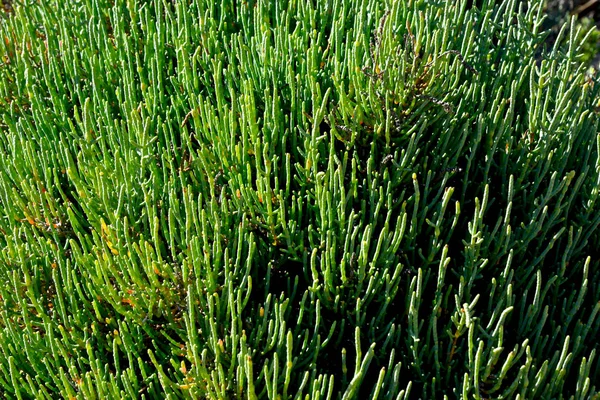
[1,0,600,398]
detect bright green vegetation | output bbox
[1,0,600,398]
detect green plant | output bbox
[0,0,599,398]
[572,17,600,65]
